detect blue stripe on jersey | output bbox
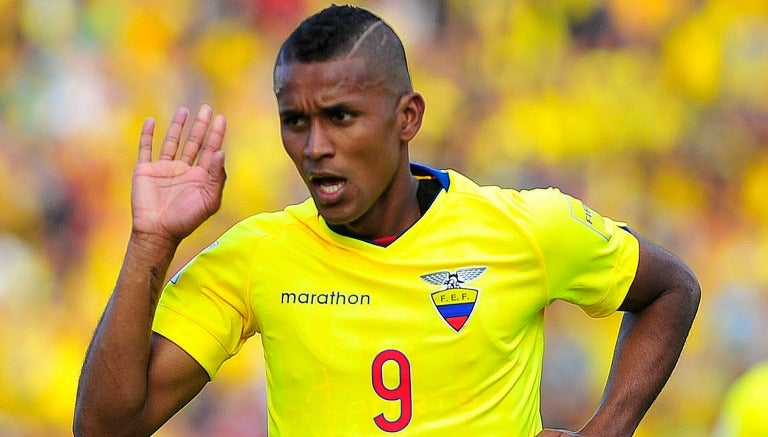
[436,302,475,318]
[410,163,450,190]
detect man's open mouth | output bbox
[311,176,346,196]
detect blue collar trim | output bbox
[410,163,450,190]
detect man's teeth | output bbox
[318,181,343,194]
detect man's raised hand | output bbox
[132,104,227,245]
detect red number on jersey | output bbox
[372,349,412,432]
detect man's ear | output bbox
[397,92,425,142]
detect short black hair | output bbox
[278,4,385,63]
[274,4,413,95]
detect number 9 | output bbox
[372,349,412,432]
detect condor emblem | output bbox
[421,267,487,332]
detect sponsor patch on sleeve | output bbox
[566,196,610,241]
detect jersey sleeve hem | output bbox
[152,303,233,380]
[582,228,640,318]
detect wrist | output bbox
[579,411,637,437]
[127,230,180,260]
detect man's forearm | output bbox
[582,281,700,436]
[74,233,178,435]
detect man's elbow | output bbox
[652,264,701,339]
[678,263,701,321]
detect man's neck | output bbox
[328,175,442,246]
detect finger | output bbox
[198,114,227,171]
[179,104,213,165]
[159,107,190,160]
[208,149,226,186]
[137,117,155,164]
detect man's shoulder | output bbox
[225,198,318,240]
[439,170,581,229]
[442,168,552,206]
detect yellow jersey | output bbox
[153,165,639,436]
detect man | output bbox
[74,5,700,436]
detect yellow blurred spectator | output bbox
[714,361,768,436]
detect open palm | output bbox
[131,104,227,244]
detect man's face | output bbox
[274,57,409,234]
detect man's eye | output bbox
[331,111,353,122]
[282,115,306,128]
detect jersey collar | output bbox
[410,163,450,190]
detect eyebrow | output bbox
[320,103,356,115]
[278,108,302,118]
[279,102,356,118]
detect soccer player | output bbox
[74,5,700,436]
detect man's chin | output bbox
[316,204,353,226]
[316,205,366,233]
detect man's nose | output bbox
[303,121,335,160]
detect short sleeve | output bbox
[152,222,257,379]
[522,188,639,317]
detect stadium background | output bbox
[1,0,767,435]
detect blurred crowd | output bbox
[1,0,767,435]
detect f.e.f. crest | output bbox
[421,267,487,332]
